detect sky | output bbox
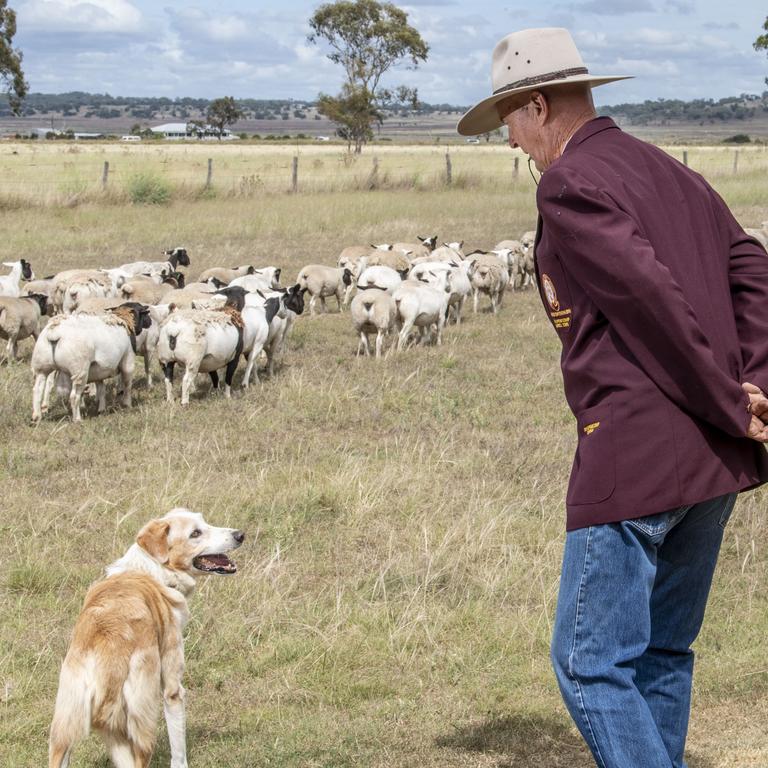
[10,0,768,106]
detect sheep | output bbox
[244,284,306,377]
[22,276,56,298]
[0,260,34,297]
[365,248,411,273]
[229,267,281,293]
[387,235,438,260]
[213,286,282,387]
[493,240,524,288]
[338,245,371,272]
[296,264,353,315]
[519,230,537,289]
[119,247,190,277]
[120,273,183,305]
[31,303,151,422]
[357,265,404,293]
[197,265,256,284]
[350,288,397,358]
[157,301,246,405]
[0,294,49,360]
[467,255,509,314]
[411,244,463,266]
[411,262,472,324]
[50,270,122,314]
[392,273,451,351]
[158,284,219,310]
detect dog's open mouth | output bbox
[192,554,237,574]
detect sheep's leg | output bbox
[436,314,445,346]
[120,356,133,408]
[181,366,198,405]
[95,382,106,414]
[473,289,479,314]
[42,372,57,413]
[208,371,219,391]
[320,295,327,314]
[163,362,175,403]
[144,351,152,389]
[70,379,86,422]
[397,320,414,351]
[375,330,384,358]
[357,331,369,357]
[224,353,240,399]
[309,295,317,316]
[336,288,344,313]
[32,373,47,421]
[241,351,254,389]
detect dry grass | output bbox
[0,154,766,767]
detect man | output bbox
[458,27,768,768]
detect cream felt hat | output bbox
[457,28,631,136]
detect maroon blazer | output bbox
[535,116,768,530]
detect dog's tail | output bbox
[49,659,92,768]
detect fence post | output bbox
[292,156,299,193]
[682,150,688,167]
[205,158,213,189]
[101,161,109,190]
[733,149,739,174]
[445,151,452,185]
[513,156,519,180]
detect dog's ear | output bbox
[137,520,171,564]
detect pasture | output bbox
[0,142,767,767]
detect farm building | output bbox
[150,122,235,140]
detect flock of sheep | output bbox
[0,231,538,422]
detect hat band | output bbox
[493,66,589,95]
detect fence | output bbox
[0,143,765,206]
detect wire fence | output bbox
[0,143,766,206]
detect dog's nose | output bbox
[233,530,245,544]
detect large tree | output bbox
[308,0,428,153]
[207,96,242,139]
[756,16,768,85]
[0,1,27,114]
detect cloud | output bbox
[664,0,693,13]
[17,0,142,34]
[571,0,655,15]
[702,21,739,31]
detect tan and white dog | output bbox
[49,508,245,768]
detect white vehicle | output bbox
[121,135,141,142]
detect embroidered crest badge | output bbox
[541,273,559,311]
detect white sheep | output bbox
[392,274,451,351]
[0,260,34,297]
[229,267,281,293]
[0,294,49,360]
[350,289,397,358]
[468,255,509,314]
[519,230,537,289]
[157,305,245,405]
[119,247,190,277]
[411,262,471,324]
[31,303,151,422]
[357,265,404,293]
[296,264,353,315]
[197,265,256,284]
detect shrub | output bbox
[723,134,751,144]
[127,172,172,204]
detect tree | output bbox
[755,17,768,85]
[308,0,428,153]
[207,96,242,139]
[0,1,27,114]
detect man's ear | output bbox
[137,520,171,564]
[529,90,549,125]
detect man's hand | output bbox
[742,382,768,442]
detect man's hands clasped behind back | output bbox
[743,382,768,443]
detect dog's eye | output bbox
[190,529,202,538]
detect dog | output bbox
[48,508,245,768]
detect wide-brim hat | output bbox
[457,28,631,136]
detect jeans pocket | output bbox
[625,505,689,538]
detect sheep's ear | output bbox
[137,519,171,564]
[247,266,255,274]
[168,303,177,313]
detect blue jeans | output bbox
[551,493,737,768]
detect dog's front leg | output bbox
[162,642,188,768]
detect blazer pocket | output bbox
[566,404,616,506]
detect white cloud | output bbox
[18,0,142,33]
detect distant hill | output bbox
[2,91,767,127]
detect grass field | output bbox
[0,144,767,767]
